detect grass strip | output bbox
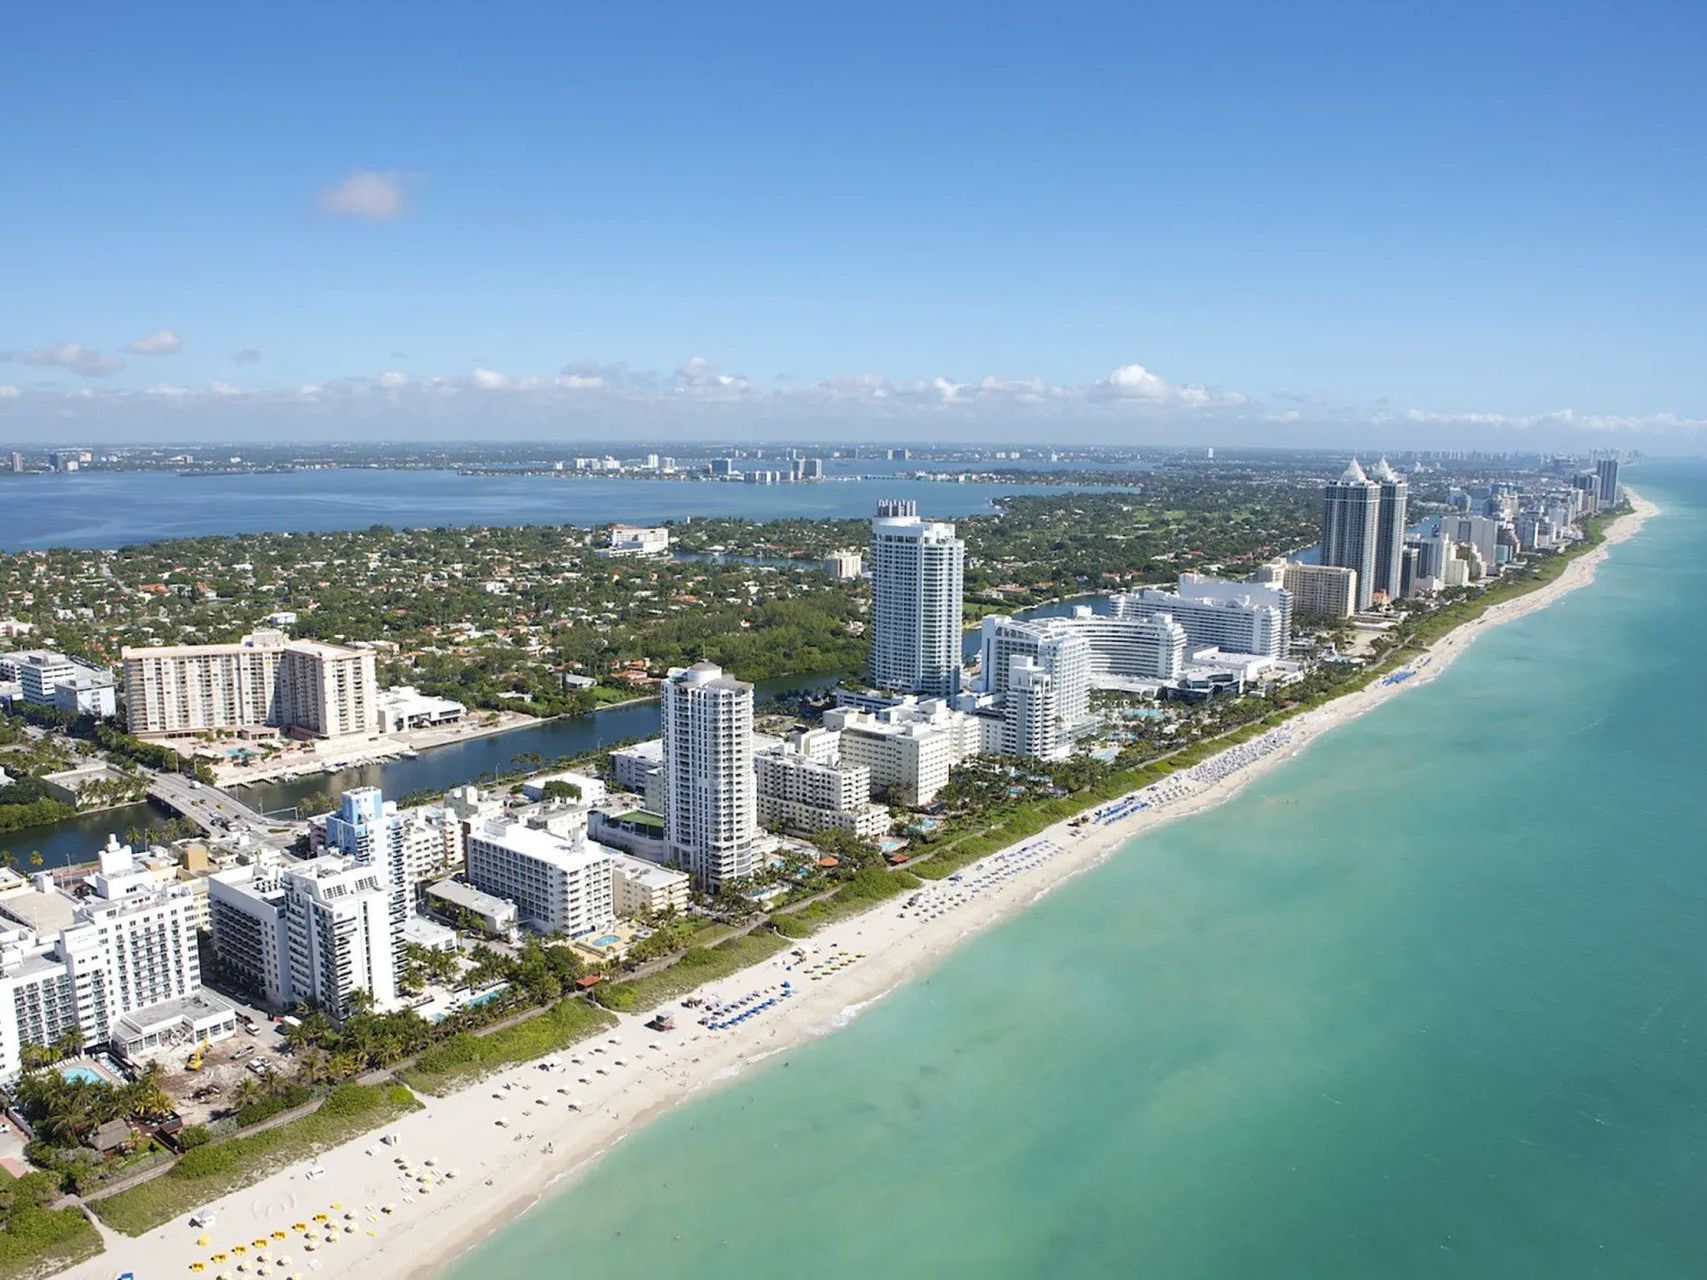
[396,996,617,1096]
[91,1082,420,1237]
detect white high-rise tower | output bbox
[869,500,965,697]
[1321,459,1381,611]
[661,662,757,889]
[1370,458,1409,601]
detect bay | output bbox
[447,460,1707,1279]
[0,467,1114,552]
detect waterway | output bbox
[0,466,1131,552]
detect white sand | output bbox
[67,494,1655,1280]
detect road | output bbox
[145,771,273,833]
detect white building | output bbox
[520,770,608,806]
[1,839,202,1083]
[207,856,399,1021]
[122,629,380,739]
[599,525,671,558]
[755,742,890,840]
[974,617,1092,757]
[611,739,666,795]
[1110,575,1290,659]
[869,500,965,697]
[53,671,118,718]
[1003,656,1063,759]
[1370,459,1409,601]
[375,685,466,733]
[0,650,116,717]
[609,853,691,918]
[823,549,863,580]
[823,697,979,807]
[660,662,757,888]
[465,817,615,937]
[1321,458,1382,610]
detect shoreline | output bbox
[60,495,1655,1280]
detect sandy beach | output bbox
[62,495,1655,1280]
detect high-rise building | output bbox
[7,452,21,474]
[660,662,757,888]
[1003,656,1062,758]
[0,839,206,1082]
[1596,457,1621,504]
[465,817,615,937]
[1275,562,1358,619]
[1320,458,1382,610]
[1369,458,1409,601]
[122,629,379,738]
[975,616,1091,741]
[323,788,409,983]
[207,856,398,1022]
[755,743,889,840]
[869,501,965,697]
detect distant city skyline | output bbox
[3,3,1704,450]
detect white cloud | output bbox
[1096,362,1246,408]
[13,342,125,376]
[207,381,243,397]
[555,373,604,390]
[317,170,408,221]
[676,356,714,380]
[0,385,19,398]
[124,329,182,355]
[1405,406,1707,433]
[377,370,409,390]
[470,367,510,390]
[230,347,262,365]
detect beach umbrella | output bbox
[382,1204,396,1214]
[198,1235,212,1247]
[272,1230,287,1240]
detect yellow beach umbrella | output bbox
[272,1230,287,1240]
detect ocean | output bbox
[444,461,1707,1279]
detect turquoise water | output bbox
[449,463,1707,1279]
[58,1065,105,1085]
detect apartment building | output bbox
[465,817,615,937]
[755,744,889,841]
[122,628,379,739]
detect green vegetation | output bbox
[397,997,616,1095]
[592,931,792,1013]
[0,1167,103,1280]
[775,867,922,931]
[91,1082,421,1237]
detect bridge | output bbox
[144,772,276,833]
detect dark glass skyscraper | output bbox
[1321,458,1381,611]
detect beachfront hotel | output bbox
[121,628,380,739]
[1320,458,1382,610]
[1370,458,1410,601]
[1,839,210,1083]
[464,816,616,938]
[661,662,758,888]
[823,697,982,807]
[1109,575,1291,660]
[868,499,966,698]
[755,738,891,841]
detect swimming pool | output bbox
[590,934,621,948]
[59,1064,105,1085]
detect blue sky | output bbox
[3,1,1703,447]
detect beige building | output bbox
[609,853,691,917]
[755,744,890,841]
[122,629,379,738]
[1277,561,1358,620]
